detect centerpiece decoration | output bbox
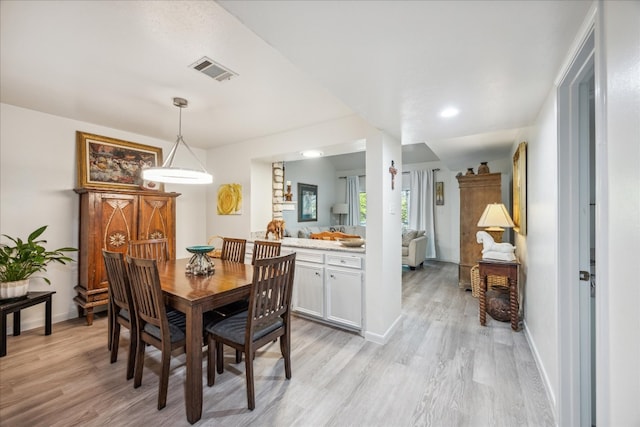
[186,246,215,275]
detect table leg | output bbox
[509,279,519,331]
[0,313,7,357]
[479,274,487,326]
[185,305,203,424]
[13,311,21,336]
[45,295,52,335]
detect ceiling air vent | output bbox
[190,56,238,82]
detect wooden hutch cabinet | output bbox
[456,173,501,289]
[74,188,179,325]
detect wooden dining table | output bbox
[156,257,254,424]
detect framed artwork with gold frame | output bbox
[513,141,527,235]
[76,131,164,191]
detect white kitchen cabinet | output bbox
[326,266,363,329]
[292,262,325,319]
[289,248,364,332]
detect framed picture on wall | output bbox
[513,141,527,235]
[76,131,164,191]
[298,183,318,222]
[435,181,444,205]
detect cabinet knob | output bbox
[315,271,321,276]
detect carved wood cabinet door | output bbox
[74,188,179,325]
[138,195,176,260]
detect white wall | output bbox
[363,131,402,342]
[515,88,559,410]
[598,1,640,424]
[0,103,208,330]
[515,2,640,424]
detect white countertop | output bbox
[251,237,365,254]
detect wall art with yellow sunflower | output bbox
[217,183,243,215]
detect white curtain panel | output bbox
[346,175,360,226]
[409,170,437,258]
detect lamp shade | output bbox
[332,203,349,214]
[477,203,515,229]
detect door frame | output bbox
[556,3,609,426]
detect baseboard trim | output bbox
[364,314,402,344]
[523,319,558,425]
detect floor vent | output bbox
[190,57,238,82]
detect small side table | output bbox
[478,260,519,331]
[0,291,55,357]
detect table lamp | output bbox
[477,203,514,243]
[332,203,348,225]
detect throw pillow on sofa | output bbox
[402,229,418,246]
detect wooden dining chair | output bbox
[102,250,137,381]
[126,256,187,410]
[220,237,247,263]
[128,238,169,263]
[251,240,282,265]
[206,252,296,410]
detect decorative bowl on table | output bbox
[186,246,215,275]
[186,245,215,254]
[338,238,365,248]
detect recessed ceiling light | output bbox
[439,107,460,118]
[300,150,324,158]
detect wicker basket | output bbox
[470,264,509,298]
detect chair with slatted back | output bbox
[215,237,250,363]
[251,240,282,265]
[206,252,296,410]
[126,256,186,410]
[128,238,169,263]
[220,237,247,264]
[102,250,137,381]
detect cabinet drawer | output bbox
[326,254,362,269]
[294,249,324,264]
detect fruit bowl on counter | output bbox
[338,238,365,248]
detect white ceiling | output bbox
[1,1,590,170]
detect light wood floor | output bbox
[0,261,554,426]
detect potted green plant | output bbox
[0,225,77,299]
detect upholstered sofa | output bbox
[401,229,427,269]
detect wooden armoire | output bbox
[74,188,179,325]
[456,173,502,289]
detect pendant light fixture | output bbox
[142,97,213,184]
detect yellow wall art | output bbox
[217,183,243,215]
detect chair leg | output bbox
[282,331,291,379]
[125,327,137,380]
[235,349,242,363]
[157,344,170,410]
[133,333,145,388]
[207,335,215,387]
[216,341,225,374]
[107,304,113,351]
[244,350,255,410]
[110,322,121,364]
